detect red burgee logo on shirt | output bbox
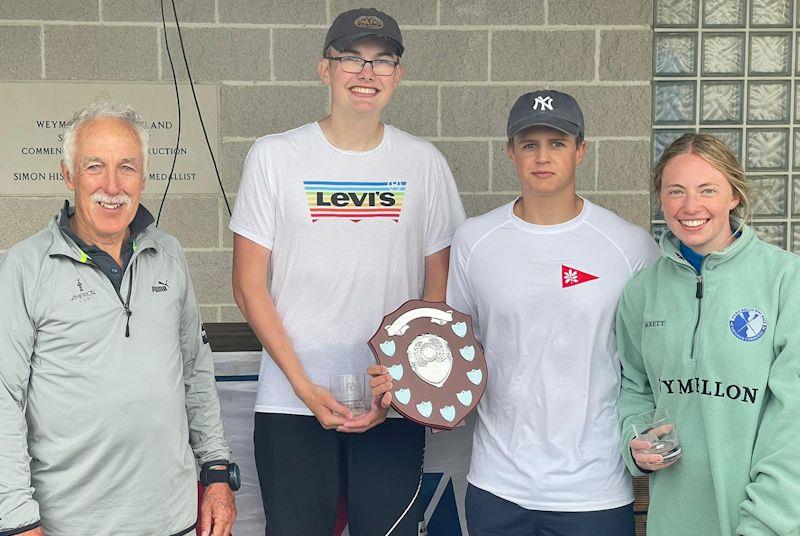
[561,265,599,288]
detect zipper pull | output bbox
[696,275,703,299]
[124,307,132,337]
[123,269,134,338]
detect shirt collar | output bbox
[678,242,705,273]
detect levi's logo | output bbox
[304,180,406,222]
[561,265,598,288]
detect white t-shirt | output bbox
[446,198,659,511]
[230,122,465,415]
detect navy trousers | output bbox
[466,483,635,536]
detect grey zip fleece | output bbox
[0,212,230,536]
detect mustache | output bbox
[91,192,132,206]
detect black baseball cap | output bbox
[506,90,585,140]
[323,8,404,56]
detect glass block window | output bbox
[653,0,800,252]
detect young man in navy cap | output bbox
[230,7,464,536]
[443,91,657,534]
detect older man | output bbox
[0,101,237,536]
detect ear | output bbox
[505,142,516,164]
[61,160,75,191]
[393,62,405,86]
[575,139,587,166]
[729,190,740,212]
[317,58,331,85]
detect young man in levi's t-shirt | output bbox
[229,7,464,536]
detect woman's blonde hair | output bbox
[653,133,752,223]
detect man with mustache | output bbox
[0,100,237,536]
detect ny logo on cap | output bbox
[354,15,384,29]
[532,96,553,111]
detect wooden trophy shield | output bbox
[368,300,486,430]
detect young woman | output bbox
[616,133,800,535]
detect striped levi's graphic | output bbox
[304,180,406,222]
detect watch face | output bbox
[229,463,241,491]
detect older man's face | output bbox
[62,117,145,241]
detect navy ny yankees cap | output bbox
[324,8,404,56]
[506,90,585,140]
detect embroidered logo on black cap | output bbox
[354,15,384,29]
[532,95,553,111]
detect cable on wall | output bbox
[158,0,232,227]
[157,0,182,226]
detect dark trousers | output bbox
[466,483,635,536]
[254,413,426,536]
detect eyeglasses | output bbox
[325,55,400,76]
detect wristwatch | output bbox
[200,460,241,491]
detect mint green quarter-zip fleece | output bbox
[616,223,800,536]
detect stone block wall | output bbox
[0,0,653,321]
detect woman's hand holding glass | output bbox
[630,409,682,471]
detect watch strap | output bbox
[203,468,230,485]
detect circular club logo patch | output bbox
[729,308,767,342]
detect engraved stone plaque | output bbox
[0,82,220,195]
